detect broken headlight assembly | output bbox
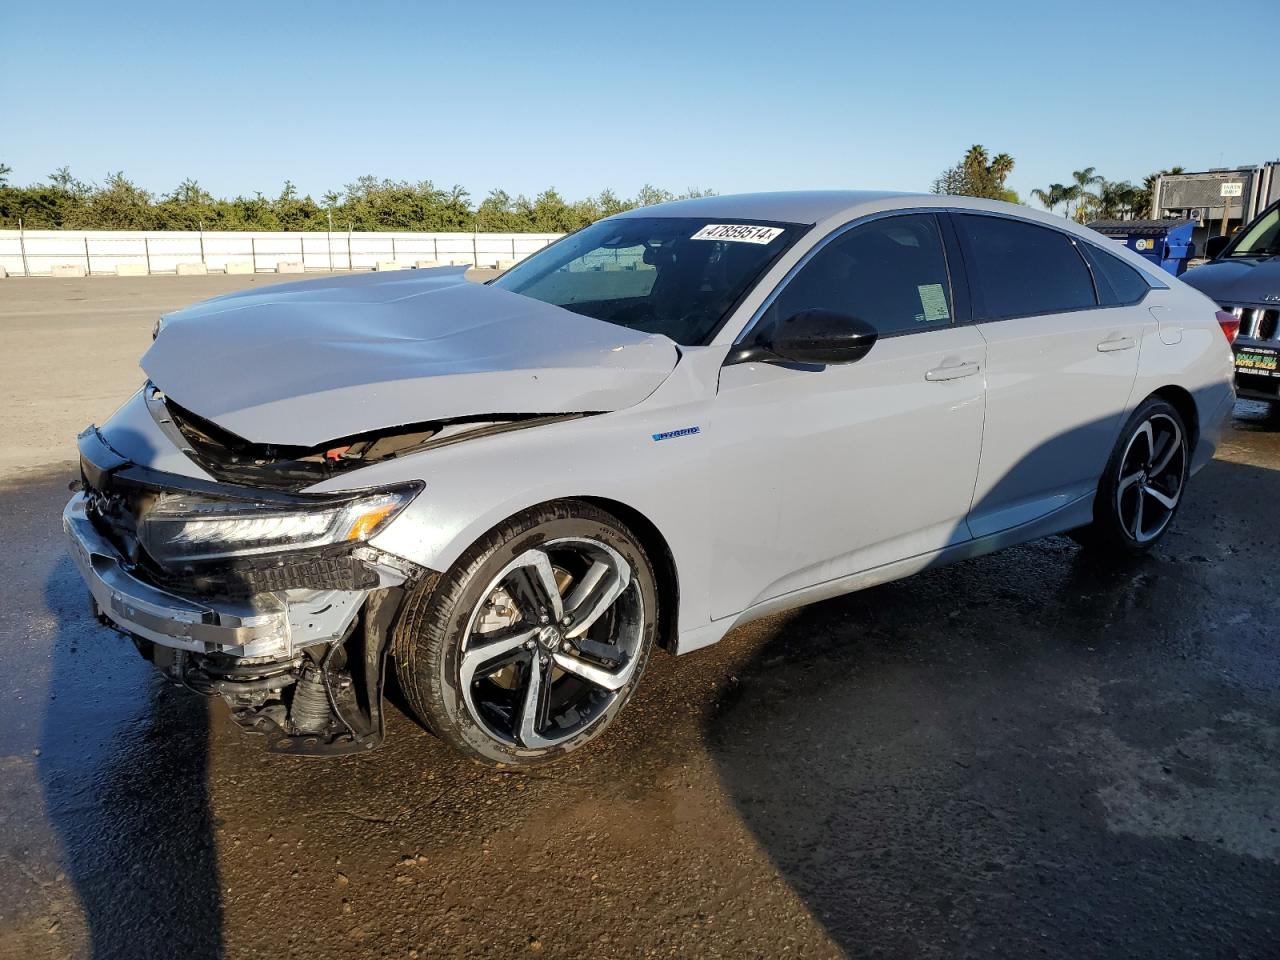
[136,483,421,564]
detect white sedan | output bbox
[65,191,1236,765]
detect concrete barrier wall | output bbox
[0,230,565,276]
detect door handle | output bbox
[1097,336,1136,352]
[925,361,980,382]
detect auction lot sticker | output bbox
[691,224,784,244]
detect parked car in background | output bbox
[65,192,1235,767]
[1182,199,1280,406]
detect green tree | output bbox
[94,172,157,228]
[0,167,718,232]
[1031,183,1069,215]
[1132,166,1184,220]
[1068,167,1104,222]
[1096,179,1143,220]
[932,145,1018,201]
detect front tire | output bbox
[393,501,659,767]
[1072,397,1189,554]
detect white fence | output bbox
[0,230,565,276]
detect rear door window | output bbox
[1082,243,1154,305]
[955,214,1097,320]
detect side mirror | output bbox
[1205,235,1230,260]
[727,309,878,366]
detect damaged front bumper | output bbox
[64,427,433,755]
[64,494,364,660]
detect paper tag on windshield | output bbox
[918,283,950,322]
[691,224,784,244]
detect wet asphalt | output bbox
[2,398,1279,957]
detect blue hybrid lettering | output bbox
[652,426,701,442]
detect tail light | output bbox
[1216,310,1240,344]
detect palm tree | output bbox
[1135,166,1184,218]
[1031,183,1068,215]
[1070,167,1104,222]
[958,145,1015,199]
[1059,182,1083,219]
[1097,180,1143,220]
[963,145,990,179]
[990,153,1014,183]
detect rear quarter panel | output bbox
[1132,282,1235,472]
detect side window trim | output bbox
[937,213,972,325]
[1074,235,1103,306]
[734,210,959,347]
[950,211,1105,324]
[1078,241,1122,305]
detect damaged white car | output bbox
[65,192,1236,765]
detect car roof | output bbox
[610,190,1175,289]
[611,190,920,225]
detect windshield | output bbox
[1227,204,1280,257]
[491,216,803,344]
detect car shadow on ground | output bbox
[38,553,223,960]
[25,401,1280,957]
[704,457,1280,959]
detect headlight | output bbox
[137,484,420,564]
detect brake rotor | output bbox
[475,567,574,689]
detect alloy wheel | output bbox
[458,537,644,749]
[1115,412,1186,544]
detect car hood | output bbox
[141,268,680,446]
[1181,255,1280,305]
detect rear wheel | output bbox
[394,501,659,766]
[1072,397,1189,554]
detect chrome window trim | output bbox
[947,208,1168,294]
[733,206,1168,347]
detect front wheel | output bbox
[1072,397,1189,554]
[393,501,659,767]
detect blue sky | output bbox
[4,0,1277,208]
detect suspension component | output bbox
[290,662,333,734]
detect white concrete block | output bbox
[414,260,442,269]
[225,261,255,275]
[51,264,87,278]
[114,263,148,276]
[276,261,305,274]
[450,259,474,267]
[0,266,7,278]
[496,259,518,271]
[374,260,403,272]
[176,262,208,276]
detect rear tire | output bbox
[1071,396,1189,555]
[393,500,659,767]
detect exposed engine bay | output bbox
[66,382,601,755]
[145,383,584,492]
[70,424,434,755]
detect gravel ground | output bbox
[0,275,1277,958]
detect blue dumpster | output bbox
[1087,218,1197,277]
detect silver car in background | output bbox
[65,191,1235,765]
